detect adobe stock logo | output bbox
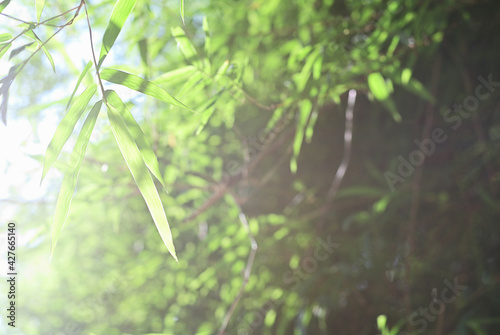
[384,74,500,191]
[398,277,467,334]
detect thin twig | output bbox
[83,0,107,100]
[325,89,357,204]
[217,203,258,335]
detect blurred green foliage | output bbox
[1,0,500,334]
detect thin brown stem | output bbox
[83,0,106,100]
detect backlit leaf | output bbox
[97,0,137,70]
[105,90,166,189]
[50,100,102,262]
[101,68,195,113]
[36,0,45,22]
[41,84,98,182]
[0,0,10,13]
[106,91,177,261]
[67,61,93,110]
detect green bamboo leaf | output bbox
[97,0,137,70]
[23,30,55,72]
[0,0,10,13]
[152,65,196,87]
[50,100,102,263]
[9,42,34,59]
[171,26,201,68]
[0,33,12,43]
[290,99,313,173]
[368,72,389,100]
[180,0,185,25]
[106,93,177,261]
[67,61,93,110]
[100,68,195,113]
[36,0,45,22]
[0,42,11,60]
[41,84,98,182]
[104,90,166,189]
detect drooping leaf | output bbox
[202,16,211,56]
[41,84,98,182]
[0,65,18,125]
[104,90,166,189]
[0,0,10,13]
[50,100,102,262]
[105,92,177,261]
[97,0,137,70]
[35,0,45,22]
[66,61,93,110]
[100,68,195,113]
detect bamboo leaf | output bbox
[35,0,45,22]
[290,99,313,173]
[67,61,93,110]
[24,30,55,72]
[50,100,102,262]
[100,68,195,113]
[105,90,166,189]
[106,92,177,261]
[9,42,34,59]
[97,0,137,70]
[0,33,12,43]
[171,26,201,68]
[41,84,98,182]
[152,65,196,87]
[368,72,389,100]
[180,0,185,25]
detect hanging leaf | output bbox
[23,30,55,72]
[0,42,11,60]
[50,100,102,262]
[368,72,402,122]
[100,68,195,113]
[97,0,138,70]
[106,91,177,261]
[41,84,98,182]
[0,33,12,43]
[105,90,166,189]
[9,42,34,59]
[67,61,93,110]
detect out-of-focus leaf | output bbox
[368,72,390,100]
[403,78,435,103]
[67,61,93,110]
[0,65,18,125]
[293,47,321,92]
[401,68,412,85]
[368,72,401,122]
[203,16,211,55]
[171,26,201,68]
[50,100,102,262]
[36,0,45,22]
[152,65,196,87]
[97,0,137,70]
[105,90,166,189]
[24,30,55,72]
[9,42,34,59]
[196,93,220,135]
[101,68,195,113]
[41,84,98,182]
[106,92,177,261]
[0,33,12,43]
[0,0,10,13]
[291,99,313,173]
